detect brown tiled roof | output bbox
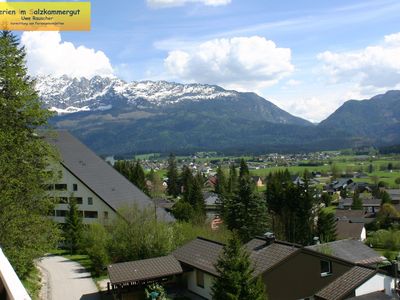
[172,237,224,276]
[172,237,299,277]
[249,240,300,276]
[315,266,376,300]
[336,221,364,240]
[107,255,183,284]
[306,239,384,265]
[335,210,365,220]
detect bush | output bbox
[366,229,400,251]
[80,223,110,276]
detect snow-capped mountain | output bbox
[36,75,238,114]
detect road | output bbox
[37,255,101,300]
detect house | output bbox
[46,131,172,224]
[336,221,367,241]
[204,175,217,189]
[335,210,375,224]
[306,239,386,266]
[251,176,265,187]
[386,189,400,204]
[325,178,354,194]
[339,198,381,213]
[107,236,395,300]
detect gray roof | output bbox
[335,210,375,224]
[172,237,299,277]
[306,239,385,265]
[248,239,299,276]
[172,237,223,276]
[340,198,381,207]
[315,266,376,300]
[47,131,173,221]
[107,255,183,284]
[336,221,365,240]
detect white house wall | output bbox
[49,163,117,224]
[355,273,394,297]
[187,269,214,299]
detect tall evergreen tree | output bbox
[227,163,238,194]
[189,173,206,222]
[352,191,363,210]
[180,165,194,202]
[65,199,84,254]
[212,234,267,300]
[215,166,228,217]
[0,31,60,277]
[132,160,149,195]
[227,161,267,242]
[294,170,315,245]
[166,153,180,197]
[317,210,337,243]
[239,158,249,179]
[380,191,392,205]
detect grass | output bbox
[22,266,41,300]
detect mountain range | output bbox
[37,75,400,155]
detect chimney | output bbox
[263,232,275,245]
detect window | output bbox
[73,184,78,191]
[196,270,204,288]
[69,197,83,204]
[84,211,98,219]
[320,260,332,277]
[88,197,93,205]
[55,184,67,191]
[103,211,109,219]
[55,210,67,217]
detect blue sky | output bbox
[7,0,400,121]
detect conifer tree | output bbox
[226,161,267,242]
[227,163,238,194]
[0,31,60,277]
[133,160,149,195]
[180,165,194,202]
[212,233,267,300]
[215,166,227,195]
[317,210,337,243]
[190,172,206,222]
[380,191,392,205]
[215,166,228,217]
[166,153,180,197]
[352,191,363,210]
[65,199,83,254]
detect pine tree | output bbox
[380,191,392,205]
[227,161,267,242]
[212,234,267,300]
[317,210,337,243]
[227,163,238,194]
[166,153,180,197]
[239,158,249,179]
[215,166,227,195]
[133,160,149,195]
[180,165,194,202]
[190,173,206,222]
[0,31,60,277]
[65,199,83,254]
[215,166,228,217]
[352,191,363,210]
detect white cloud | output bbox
[21,32,114,78]
[318,32,400,92]
[147,0,230,8]
[164,36,294,91]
